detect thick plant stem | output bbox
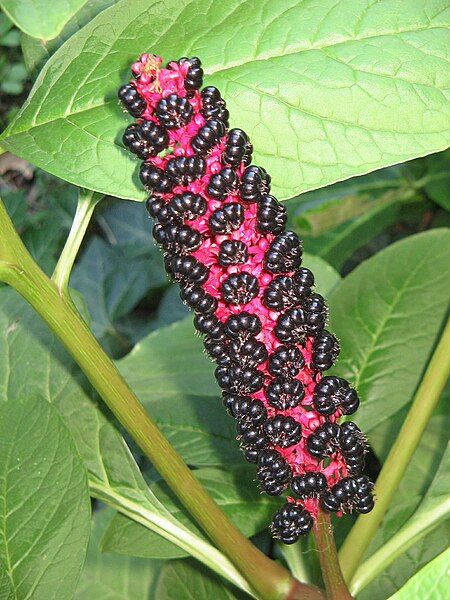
[339,316,450,583]
[313,511,353,600]
[0,199,324,600]
[52,189,102,295]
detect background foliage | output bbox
[0,1,448,599]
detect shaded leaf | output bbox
[155,559,247,600]
[2,0,450,199]
[329,229,450,434]
[0,395,91,599]
[74,508,162,599]
[0,0,86,39]
[101,466,279,559]
[387,547,450,600]
[0,287,230,567]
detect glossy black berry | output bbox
[140,163,173,193]
[222,392,251,417]
[166,254,209,285]
[311,330,340,371]
[225,312,262,339]
[270,503,313,544]
[291,472,328,498]
[257,195,287,234]
[263,275,301,311]
[293,268,315,296]
[207,167,239,199]
[180,285,218,314]
[313,376,360,416]
[221,272,259,305]
[268,345,305,377]
[218,239,248,267]
[275,307,317,344]
[265,231,302,274]
[303,293,328,328]
[215,364,264,395]
[201,86,229,124]
[240,165,271,203]
[191,119,226,153]
[146,196,171,225]
[122,122,168,159]
[264,415,302,448]
[233,397,267,426]
[238,425,269,451]
[209,203,244,234]
[161,224,202,254]
[118,83,146,117]
[257,449,291,496]
[165,156,205,185]
[155,94,193,129]
[339,422,366,474]
[222,129,253,167]
[204,336,230,364]
[266,377,305,410]
[167,192,207,221]
[321,476,374,514]
[193,313,223,337]
[180,56,203,91]
[230,338,268,366]
[306,422,341,459]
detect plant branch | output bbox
[52,189,102,295]
[339,316,450,583]
[0,198,325,600]
[313,511,353,600]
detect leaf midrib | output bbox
[3,22,448,139]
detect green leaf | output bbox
[0,0,86,39]
[101,466,279,559]
[74,508,162,599]
[0,395,91,599]
[329,229,450,434]
[423,150,450,211]
[387,547,450,600]
[21,0,118,72]
[352,419,450,597]
[3,0,450,199]
[361,523,450,600]
[155,559,246,600]
[0,288,236,570]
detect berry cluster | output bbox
[118,54,374,544]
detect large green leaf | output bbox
[0,395,91,599]
[387,547,450,600]
[101,466,279,559]
[155,559,246,600]
[328,229,450,434]
[0,288,241,575]
[0,0,86,39]
[2,0,449,200]
[74,509,162,599]
[21,0,118,72]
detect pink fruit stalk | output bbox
[118,54,374,544]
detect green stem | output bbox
[0,199,324,600]
[280,543,313,585]
[350,494,450,595]
[339,316,450,583]
[52,189,102,295]
[313,511,353,600]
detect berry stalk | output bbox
[313,511,353,600]
[0,199,325,600]
[118,54,374,546]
